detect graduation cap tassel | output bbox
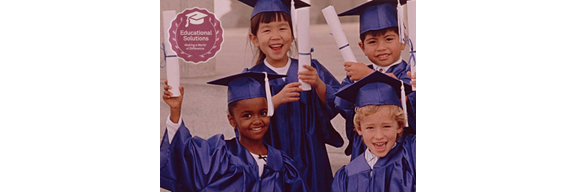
[406,37,416,91]
[160,43,177,68]
[263,72,275,116]
[406,37,416,70]
[400,79,409,127]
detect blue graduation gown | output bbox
[160,122,309,192]
[335,61,417,160]
[249,58,343,192]
[331,134,416,192]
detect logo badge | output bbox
[168,8,224,64]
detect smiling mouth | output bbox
[269,44,283,52]
[376,53,390,60]
[249,127,264,131]
[373,142,387,151]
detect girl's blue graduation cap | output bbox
[338,0,406,35]
[207,69,285,116]
[336,71,413,126]
[238,0,310,18]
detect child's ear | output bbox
[397,124,404,139]
[249,33,259,48]
[227,114,237,129]
[355,126,363,136]
[358,41,365,51]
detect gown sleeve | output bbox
[406,92,416,133]
[160,121,229,192]
[388,61,412,85]
[312,59,344,147]
[408,92,416,114]
[404,134,416,191]
[311,59,341,119]
[335,76,357,156]
[331,166,349,192]
[406,134,416,167]
[281,154,311,192]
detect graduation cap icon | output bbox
[185,11,208,27]
[207,69,285,116]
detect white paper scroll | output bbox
[322,6,357,63]
[291,0,297,39]
[407,0,416,51]
[163,10,180,97]
[397,1,405,43]
[407,0,416,90]
[296,7,312,91]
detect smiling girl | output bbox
[238,0,343,191]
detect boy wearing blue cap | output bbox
[335,0,417,160]
[238,0,343,191]
[339,0,411,83]
[331,71,416,192]
[160,70,309,192]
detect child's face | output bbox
[250,18,293,65]
[359,30,405,67]
[357,107,403,158]
[228,97,270,142]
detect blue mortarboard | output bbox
[338,0,406,35]
[336,71,412,107]
[336,71,412,126]
[207,69,285,116]
[239,0,310,18]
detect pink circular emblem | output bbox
[168,7,224,64]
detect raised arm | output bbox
[160,80,230,191]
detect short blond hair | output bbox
[353,105,406,131]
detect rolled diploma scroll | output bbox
[407,0,416,90]
[397,2,404,43]
[163,10,180,97]
[407,1,416,51]
[291,0,297,39]
[296,7,312,91]
[322,5,357,63]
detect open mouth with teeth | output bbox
[269,44,283,53]
[373,142,388,152]
[249,127,265,132]
[376,53,391,60]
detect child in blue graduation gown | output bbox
[334,0,417,160]
[160,70,309,192]
[332,71,416,192]
[238,0,343,191]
